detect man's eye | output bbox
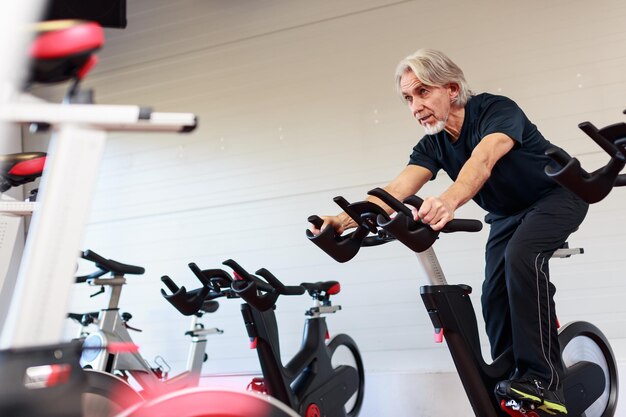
[404,95,412,102]
[419,88,428,95]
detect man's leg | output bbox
[482,214,520,360]
[497,188,589,413]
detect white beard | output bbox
[422,118,446,135]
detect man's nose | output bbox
[411,99,424,116]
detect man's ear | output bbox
[449,83,460,102]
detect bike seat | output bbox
[67,311,99,325]
[0,152,46,191]
[28,20,105,84]
[201,300,220,314]
[82,250,145,276]
[301,281,341,296]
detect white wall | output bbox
[26,0,626,415]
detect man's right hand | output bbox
[308,214,354,236]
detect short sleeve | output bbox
[408,136,440,180]
[478,96,525,148]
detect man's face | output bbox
[400,70,452,135]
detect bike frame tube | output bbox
[421,284,513,417]
[417,247,513,417]
[1,124,106,349]
[243,303,351,414]
[243,304,295,406]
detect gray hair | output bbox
[394,48,473,106]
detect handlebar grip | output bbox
[231,280,279,311]
[306,223,370,263]
[188,262,210,286]
[161,275,180,293]
[201,269,234,291]
[442,219,483,233]
[223,259,274,292]
[402,195,425,211]
[82,249,145,275]
[545,147,575,167]
[333,196,351,212]
[160,282,210,316]
[308,215,324,229]
[256,268,305,296]
[579,121,621,157]
[615,174,626,187]
[368,187,412,216]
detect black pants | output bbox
[482,187,589,390]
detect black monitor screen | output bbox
[43,0,127,29]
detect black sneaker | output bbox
[495,377,567,415]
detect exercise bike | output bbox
[162,259,365,417]
[545,110,626,203]
[306,188,618,417]
[74,249,223,399]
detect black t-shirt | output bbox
[408,93,560,216]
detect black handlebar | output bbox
[160,262,232,316]
[307,189,482,262]
[224,259,306,311]
[545,115,626,203]
[160,275,211,316]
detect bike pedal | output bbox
[247,377,267,394]
[500,399,542,417]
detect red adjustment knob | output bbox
[434,328,444,343]
[247,377,267,394]
[305,403,321,417]
[250,337,258,349]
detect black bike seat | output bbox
[67,311,99,324]
[301,281,340,296]
[82,250,145,276]
[201,300,220,314]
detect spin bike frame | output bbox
[308,188,618,417]
[214,260,364,417]
[77,250,222,395]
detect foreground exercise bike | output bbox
[1,19,298,417]
[307,188,618,417]
[162,259,365,417]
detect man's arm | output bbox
[317,164,433,234]
[418,132,516,230]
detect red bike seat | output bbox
[28,20,105,84]
[0,152,46,192]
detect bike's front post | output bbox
[1,124,107,348]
